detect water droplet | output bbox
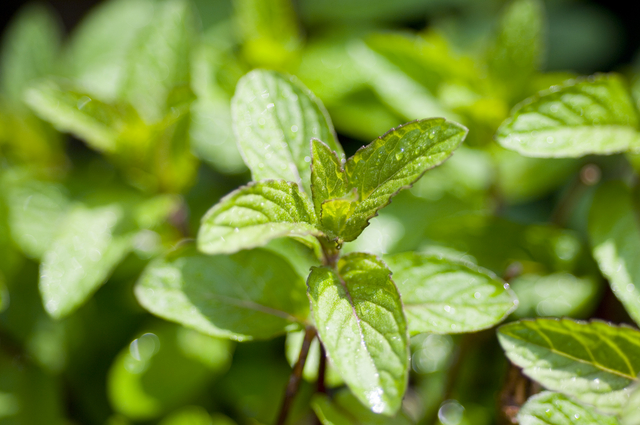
[546,136,554,144]
[130,333,160,362]
[291,125,298,132]
[474,292,482,299]
[267,103,275,109]
[304,156,311,163]
[438,400,464,425]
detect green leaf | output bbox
[0,4,62,104]
[65,0,155,101]
[310,138,349,216]
[197,179,321,255]
[307,253,409,415]
[159,406,237,425]
[589,182,640,326]
[135,247,309,341]
[231,69,342,194]
[120,0,195,123]
[496,74,640,157]
[0,278,8,313]
[341,118,467,241]
[620,384,640,425]
[25,80,141,153]
[518,391,620,425]
[312,390,413,425]
[385,252,517,335]
[497,318,640,413]
[39,204,132,319]
[285,330,342,387]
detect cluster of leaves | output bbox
[1,0,640,424]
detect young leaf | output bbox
[589,182,640,326]
[498,318,640,414]
[341,118,467,241]
[307,253,409,415]
[496,74,640,157]
[39,204,132,319]
[231,69,342,194]
[312,391,413,425]
[310,138,348,216]
[135,248,309,341]
[518,391,620,425]
[385,252,517,335]
[197,179,321,255]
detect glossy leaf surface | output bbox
[307,253,408,415]
[518,391,619,425]
[312,391,413,425]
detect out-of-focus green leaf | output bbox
[285,330,342,387]
[25,80,145,153]
[159,406,237,425]
[498,318,640,414]
[0,4,62,104]
[65,0,154,101]
[232,69,341,194]
[135,247,309,341]
[620,384,640,425]
[2,174,69,259]
[312,390,413,425]
[518,391,619,425]
[234,0,301,69]
[39,204,132,319]
[487,0,544,102]
[108,326,227,420]
[510,273,599,319]
[307,253,409,415]
[340,118,467,242]
[0,278,8,313]
[197,180,321,255]
[176,327,234,372]
[496,74,640,157]
[386,252,517,334]
[589,182,640,326]
[121,0,195,123]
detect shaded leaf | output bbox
[135,247,309,341]
[498,318,640,413]
[307,253,408,415]
[496,74,640,157]
[589,182,640,326]
[518,391,619,425]
[386,252,517,335]
[197,179,321,255]
[312,390,413,425]
[231,69,341,193]
[285,330,342,387]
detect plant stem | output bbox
[317,342,327,394]
[276,326,317,425]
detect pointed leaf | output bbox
[135,248,309,341]
[231,69,342,193]
[197,179,321,255]
[385,252,517,335]
[312,391,413,425]
[497,318,640,414]
[496,74,640,157]
[307,253,409,415]
[589,182,640,326]
[40,204,132,319]
[518,391,620,425]
[310,138,349,216]
[342,118,467,241]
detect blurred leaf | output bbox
[285,330,343,387]
[176,327,234,371]
[518,391,619,425]
[498,318,640,414]
[620,384,640,425]
[0,4,62,104]
[234,0,301,69]
[341,118,467,242]
[39,203,132,319]
[231,69,341,194]
[487,0,544,102]
[307,253,409,415]
[496,74,640,157]
[121,0,195,123]
[108,326,226,420]
[135,247,309,340]
[385,252,517,335]
[197,179,321,255]
[312,390,413,425]
[159,406,237,425]
[0,278,8,313]
[65,0,155,101]
[589,181,640,326]
[510,273,599,319]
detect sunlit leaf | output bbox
[310,138,349,216]
[307,253,409,415]
[197,179,321,255]
[498,318,640,413]
[312,390,413,425]
[159,406,237,425]
[620,384,640,425]
[231,69,341,193]
[386,252,517,334]
[518,391,619,425]
[589,181,640,326]
[135,247,309,340]
[285,330,342,386]
[496,74,640,157]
